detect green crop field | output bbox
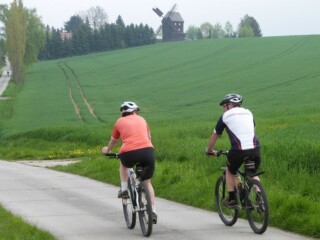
[0,35,320,238]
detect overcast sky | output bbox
[2,0,320,37]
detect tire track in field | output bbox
[63,63,104,123]
[217,35,315,78]
[57,62,84,122]
[58,62,104,122]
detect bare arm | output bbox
[102,137,119,154]
[206,132,220,154]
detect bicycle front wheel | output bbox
[123,177,136,229]
[245,179,269,234]
[138,181,153,237]
[215,175,239,226]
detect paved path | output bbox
[0,160,312,240]
[0,57,11,97]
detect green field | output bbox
[1,35,320,238]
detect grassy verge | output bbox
[0,204,56,240]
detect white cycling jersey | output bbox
[214,107,260,150]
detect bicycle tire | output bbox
[122,177,136,229]
[138,181,153,237]
[215,175,239,226]
[245,179,269,234]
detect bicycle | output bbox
[105,153,153,237]
[211,150,269,234]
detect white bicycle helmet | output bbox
[120,101,140,113]
[219,93,243,106]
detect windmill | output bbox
[152,4,186,41]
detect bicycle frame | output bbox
[127,168,147,213]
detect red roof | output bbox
[60,32,72,40]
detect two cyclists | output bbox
[102,94,262,225]
[205,93,261,207]
[102,101,157,224]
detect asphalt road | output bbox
[0,57,11,97]
[0,160,312,240]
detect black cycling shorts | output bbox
[119,147,155,181]
[226,148,261,175]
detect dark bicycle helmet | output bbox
[120,101,140,113]
[219,93,243,106]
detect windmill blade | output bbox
[169,4,177,14]
[166,3,177,19]
[152,7,163,17]
[155,25,162,36]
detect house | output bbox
[60,32,73,40]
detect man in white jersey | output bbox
[206,93,261,207]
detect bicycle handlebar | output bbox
[204,149,228,157]
[217,150,228,157]
[104,153,119,158]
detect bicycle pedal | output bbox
[152,212,158,224]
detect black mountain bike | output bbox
[105,153,153,237]
[213,150,269,234]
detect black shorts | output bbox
[119,147,155,180]
[226,148,261,175]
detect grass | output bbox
[0,35,320,238]
[0,204,56,240]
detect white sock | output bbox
[152,205,156,213]
[121,182,128,191]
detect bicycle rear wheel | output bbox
[215,175,239,226]
[123,177,136,229]
[245,179,269,234]
[138,181,153,237]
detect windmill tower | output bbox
[152,4,186,41]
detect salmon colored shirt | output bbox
[112,113,153,153]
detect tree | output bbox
[64,15,83,32]
[212,22,225,39]
[116,15,125,48]
[6,0,26,83]
[78,6,108,30]
[238,14,262,37]
[24,8,45,66]
[0,4,9,65]
[224,21,234,38]
[196,28,203,40]
[0,4,9,38]
[0,39,5,65]
[200,22,213,39]
[238,26,254,38]
[186,25,200,40]
[71,22,90,55]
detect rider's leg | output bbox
[226,168,236,192]
[226,168,236,200]
[144,179,155,210]
[120,162,128,191]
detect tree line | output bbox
[39,15,155,60]
[186,14,262,40]
[0,1,155,83]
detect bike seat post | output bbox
[129,168,136,183]
[136,167,144,181]
[244,158,256,176]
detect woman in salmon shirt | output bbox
[102,101,157,223]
